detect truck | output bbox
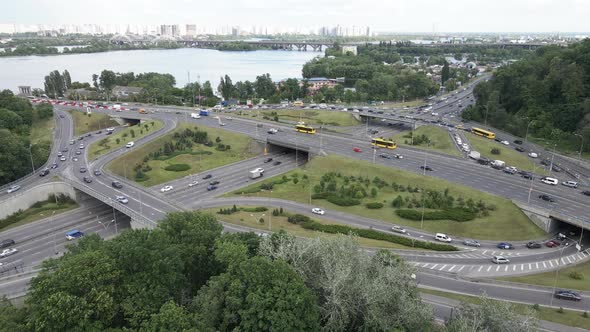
[190,113,201,119]
[468,151,480,160]
[113,104,121,111]
[199,110,209,116]
[249,168,264,179]
[491,160,505,169]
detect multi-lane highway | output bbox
[1,79,590,320]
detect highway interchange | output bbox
[1,78,590,328]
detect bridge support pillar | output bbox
[312,45,321,52]
[130,218,152,230]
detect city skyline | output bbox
[2,0,590,33]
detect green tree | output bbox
[142,300,196,331]
[259,233,432,331]
[193,256,320,332]
[441,60,450,84]
[99,70,117,101]
[217,74,234,100]
[0,109,23,130]
[254,73,276,99]
[62,69,72,90]
[0,297,28,332]
[446,295,538,332]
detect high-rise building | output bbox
[186,24,197,37]
[160,25,179,36]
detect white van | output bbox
[434,233,452,242]
[126,141,135,148]
[190,113,201,119]
[541,177,558,185]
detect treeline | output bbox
[462,39,590,153]
[0,212,538,331]
[0,90,53,185]
[214,41,274,51]
[0,40,180,57]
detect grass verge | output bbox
[392,125,461,157]
[238,109,360,127]
[204,207,418,250]
[88,120,164,159]
[67,110,119,136]
[498,260,590,291]
[106,122,258,187]
[0,195,78,231]
[467,133,549,175]
[229,155,544,240]
[419,288,590,329]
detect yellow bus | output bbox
[293,100,304,107]
[295,124,316,134]
[371,138,397,149]
[471,127,495,139]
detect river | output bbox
[0,48,322,91]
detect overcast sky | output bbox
[2,0,589,33]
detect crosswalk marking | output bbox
[431,264,438,270]
[457,266,465,272]
[448,265,456,272]
[423,263,430,268]
[561,258,566,265]
[549,260,554,268]
[528,263,532,270]
[542,261,547,268]
[439,264,447,271]
[536,262,539,269]
[496,265,500,272]
[487,266,491,272]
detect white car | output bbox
[6,185,20,193]
[528,152,538,158]
[0,248,18,258]
[492,256,510,264]
[562,181,578,188]
[391,225,407,234]
[60,156,66,161]
[126,142,135,148]
[312,208,325,215]
[268,128,278,134]
[115,196,129,204]
[188,180,199,187]
[160,185,173,192]
[501,140,510,145]
[394,154,403,159]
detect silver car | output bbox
[463,239,481,247]
[6,185,21,193]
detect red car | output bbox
[546,240,560,248]
[353,147,362,153]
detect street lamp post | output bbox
[549,144,557,176]
[574,133,584,160]
[550,245,568,307]
[420,142,430,229]
[524,119,535,145]
[28,144,36,174]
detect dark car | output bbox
[522,172,534,180]
[83,176,93,183]
[209,181,220,186]
[51,163,58,169]
[420,165,433,171]
[541,159,551,166]
[379,153,392,159]
[497,242,514,249]
[554,290,582,301]
[112,181,123,189]
[202,174,212,180]
[207,185,217,191]
[273,161,282,166]
[79,166,87,173]
[39,168,50,177]
[62,147,68,152]
[0,239,15,249]
[583,190,590,196]
[515,146,525,152]
[514,139,523,145]
[546,240,561,248]
[539,194,555,202]
[526,241,542,249]
[264,158,273,163]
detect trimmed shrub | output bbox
[568,271,584,280]
[491,148,500,155]
[396,208,476,222]
[164,164,190,172]
[300,220,457,251]
[365,202,384,209]
[241,207,268,213]
[287,214,312,224]
[312,192,360,206]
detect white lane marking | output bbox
[457,266,465,272]
[448,265,456,272]
[504,266,508,272]
[482,250,488,255]
[439,264,447,271]
[536,262,539,269]
[431,264,439,270]
[478,266,484,272]
[496,265,500,272]
[423,263,430,268]
[486,266,491,272]
[549,260,554,268]
[520,265,523,271]
[528,263,532,270]
[561,258,566,265]
[542,261,547,268]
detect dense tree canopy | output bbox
[462,39,590,153]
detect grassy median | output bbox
[204,207,419,250]
[466,133,549,174]
[238,109,361,127]
[88,120,164,159]
[229,155,544,240]
[68,110,119,136]
[419,288,590,329]
[392,125,461,157]
[106,122,258,187]
[498,260,590,291]
[0,194,78,231]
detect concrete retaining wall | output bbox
[0,182,77,220]
[513,201,556,233]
